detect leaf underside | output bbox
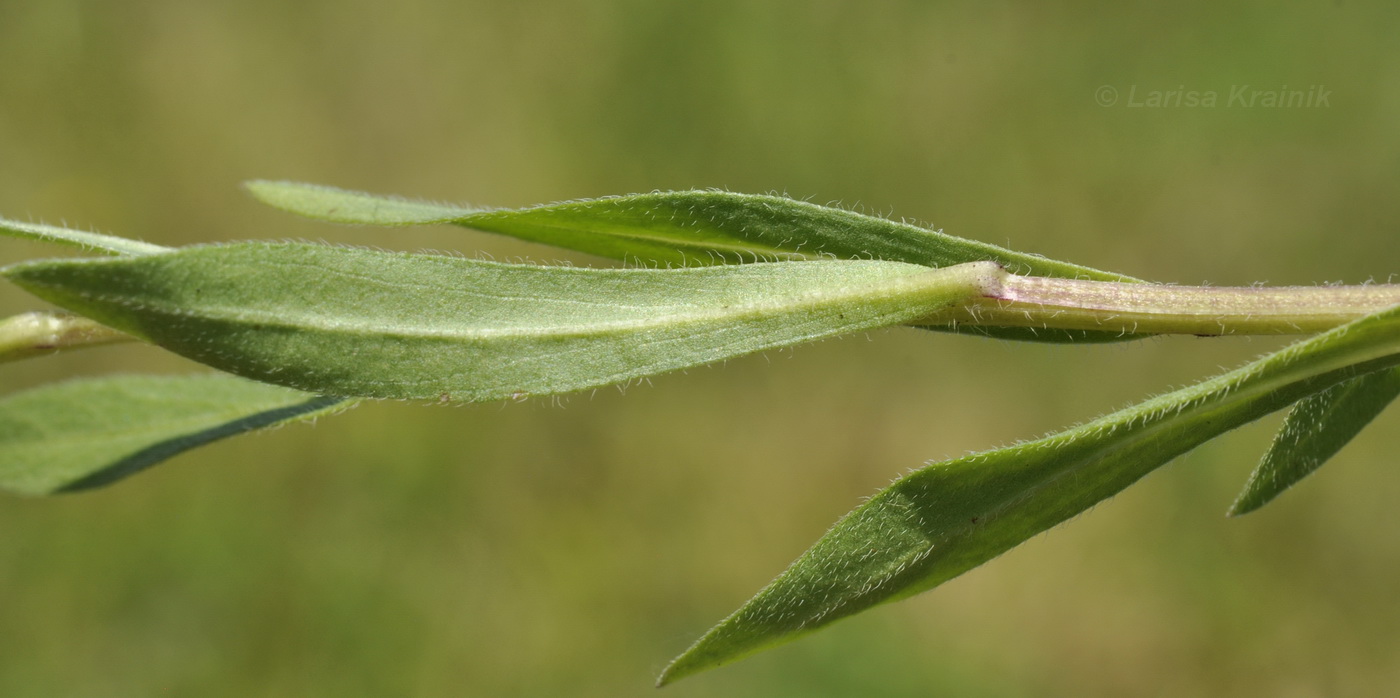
[659,304,1400,684]
[0,375,349,496]
[246,181,1148,344]
[1229,366,1400,516]
[4,243,1005,402]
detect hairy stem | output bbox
[0,312,136,362]
[918,264,1400,335]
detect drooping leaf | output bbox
[0,215,166,256]
[246,181,1146,345]
[659,304,1400,685]
[1228,366,1400,516]
[0,375,349,496]
[4,243,1010,402]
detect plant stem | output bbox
[919,263,1400,336]
[0,312,135,363]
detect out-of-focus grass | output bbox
[3,2,1399,695]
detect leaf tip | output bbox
[244,179,471,226]
[654,649,703,688]
[242,179,316,209]
[1224,498,1262,518]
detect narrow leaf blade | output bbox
[246,181,1135,278]
[660,304,1400,684]
[1229,366,1400,516]
[4,244,1002,402]
[0,375,349,496]
[247,182,1147,344]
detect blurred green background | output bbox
[3,1,1400,695]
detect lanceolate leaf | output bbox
[1229,366,1400,516]
[0,375,349,496]
[3,244,1008,402]
[246,181,1136,279]
[246,182,1148,346]
[659,304,1400,685]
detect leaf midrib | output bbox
[62,273,943,342]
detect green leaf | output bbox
[249,181,1131,276]
[4,243,1007,402]
[0,215,166,256]
[248,182,1151,345]
[659,304,1400,685]
[246,182,1145,346]
[1228,366,1400,516]
[0,375,349,496]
